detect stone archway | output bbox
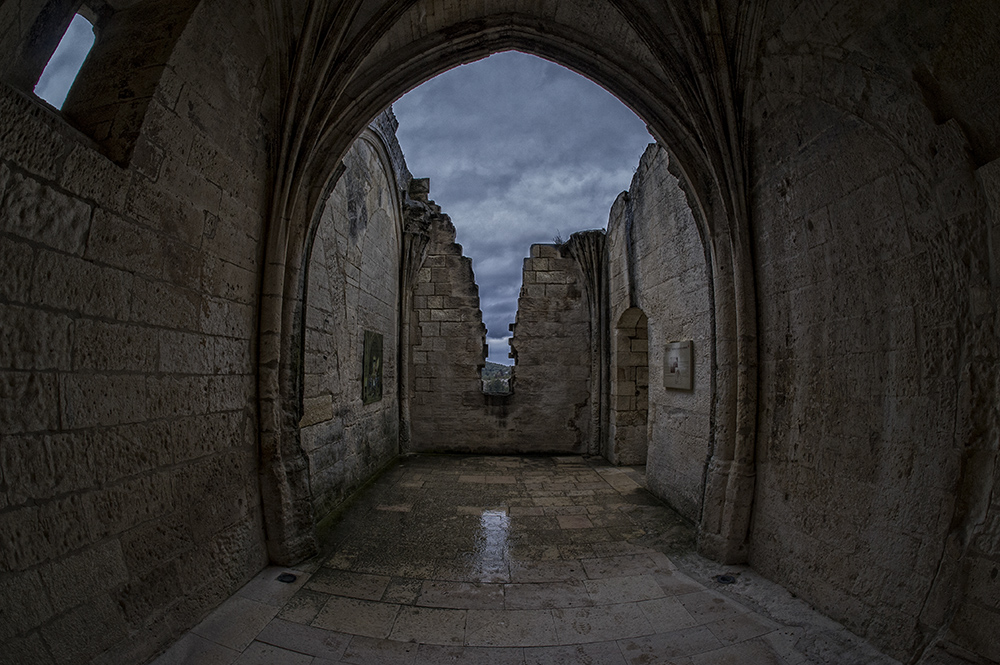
[257,1,761,566]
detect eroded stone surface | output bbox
[607,145,713,520]
[301,126,404,520]
[406,214,594,454]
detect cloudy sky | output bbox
[393,51,653,364]
[33,14,94,108]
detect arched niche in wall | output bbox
[257,2,761,567]
[611,307,650,465]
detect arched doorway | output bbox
[257,3,759,567]
[610,308,649,465]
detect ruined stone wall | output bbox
[406,218,592,453]
[406,211,489,450]
[0,2,275,663]
[748,1,1000,659]
[301,129,402,523]
[606,144,713,522]
[507,244,593,453]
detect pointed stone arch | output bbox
[257,1,762,565]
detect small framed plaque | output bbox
[362,331,383,404]
[663,340,693,390]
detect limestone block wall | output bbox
[607,307,649,466]
[748,1,1000,658]
[406,218,593,453]
[969,157,1000,656]
[301,130,402,522]
[507,244,593,453]
[606,144,713,522]
[0,2,274,663]
[407,212,489,449]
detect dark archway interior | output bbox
[0,1,997,664]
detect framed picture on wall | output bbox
[664,340,693,390]
[362,330,383,404]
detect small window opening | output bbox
[482,334,513,395]
[34,14,95,109]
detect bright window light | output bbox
[34,14,96,109]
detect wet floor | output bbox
[153,455,900,664]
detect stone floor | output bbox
[152,455,900,665]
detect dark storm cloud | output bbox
[393,51,652,364]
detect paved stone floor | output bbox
[153,455,900,665]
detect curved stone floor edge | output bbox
[150,454,903,665]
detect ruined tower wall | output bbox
[407,214,490,450]
[406,221,592,453]
[606,144,714,522]
[748,1,1000,657]
[301,132,402,522]
[507,244,593,453]
[0,3,275,663]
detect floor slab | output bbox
[151,454,902,665]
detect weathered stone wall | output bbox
[967,157,1000,660]
[507,244,593,453]
[748,1,1000,659]
[301,128,402,523]
[406,216,592,454]
[0,2,275,663]
[0,0,74,88]
[606,144,714,521]
[607,307,649,466]
[406,210,490,450]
